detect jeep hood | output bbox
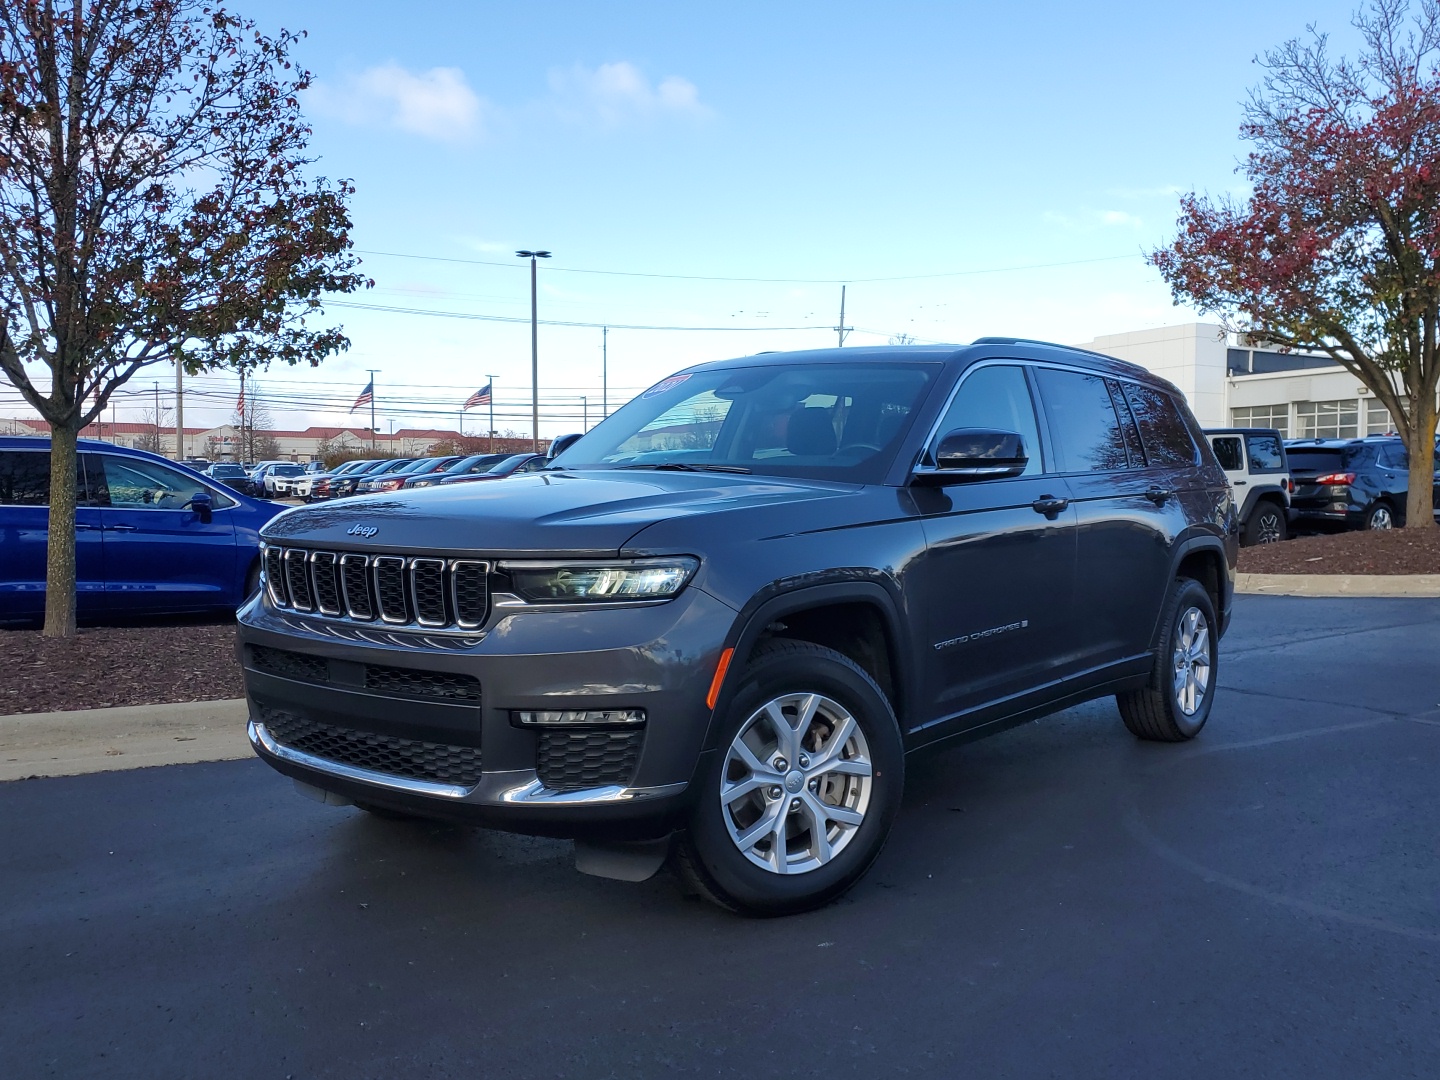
[260,469,863,557]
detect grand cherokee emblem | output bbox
[347,524,379,538]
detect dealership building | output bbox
[1075,322,1413,438]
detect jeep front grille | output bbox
[263,545,490,632]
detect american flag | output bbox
[350,378,374,413]
[463,382,492,410]
[236,380,246,415]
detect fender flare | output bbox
[1156,532,1232,646]
[1238,484,1286,523]
[701,577,912,751]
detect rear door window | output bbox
[1244,433,1285,472]
[1210,437,1243,472]
[1033,368,1130,472]
[1123,384,1198,466]
[0,450,92,505]
[0,450,52,505]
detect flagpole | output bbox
[366,368,379,452]
[488,374,496,454]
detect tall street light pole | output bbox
[517,249,551,452]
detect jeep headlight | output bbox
[503,557,699,602]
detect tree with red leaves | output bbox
[0,1,368,636]
[1152,0,1440,530]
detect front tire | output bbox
[1116,577,1217,742]
[675,640,904,916]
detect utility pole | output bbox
[175,362,184,460]
[602,326,608,419]
[153,381,160,452]
[583,396,588,431]
[836,285,852,347]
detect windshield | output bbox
[487,454,535,474]
[274,465,303,476]
[550,362,938,483]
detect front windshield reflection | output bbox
[550,362,936,485]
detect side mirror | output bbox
[186,491,214,523]
[548,432,584,460]
[912,428,1028,485]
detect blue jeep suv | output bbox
[0,437,284,622]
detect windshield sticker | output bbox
[642,374,692,398]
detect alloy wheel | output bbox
[1368,505,1393,530]
[1257,511,1283,543]
[1171,607,1211,716]
[719,692,873,874]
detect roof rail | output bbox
[970,336,1133,365]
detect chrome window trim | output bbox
[249,720,474,799]
[916,357,1179,480]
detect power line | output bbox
[326,299,833,332]
[353,248,1143,284]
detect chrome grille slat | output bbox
[410,558,449,627]
[264,547,287,606]
[283,549,314,612]
[373,556,409,624]
[262,545,489,633]
[310,551,342,616]
[340,554,373,620]
[451,560,489,629]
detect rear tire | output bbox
[675,640,904,916]
[1363,500,1395,530]
[1116,577,1217,742]
[1242,501,1288,546]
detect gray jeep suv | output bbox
[238,340,1237,914]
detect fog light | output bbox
[513,709,646,727]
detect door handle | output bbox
[1031,495,1069,518]
[106,523,138,532]
[1144,487,1175,505]
[75,523,97,530]
[1232,479,1247,486]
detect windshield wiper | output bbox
[616,462,752,474]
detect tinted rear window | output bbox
[1287,446,1372,473]
[1124,384,1198,466]
[1245,434,1286,471]
[0,450,51,505]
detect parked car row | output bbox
[1203,427,1440,540]
[0,436,580,623]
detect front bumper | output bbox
[236,584,735,840]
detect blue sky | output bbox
[10,0,1373,437]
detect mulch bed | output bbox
[1238,526,1440,575]
[0,622,244,716]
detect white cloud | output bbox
[546,61,711,128]
[1044,209,1143,231]
[311,63,486,142]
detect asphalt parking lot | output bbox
[2,595,1438,1079]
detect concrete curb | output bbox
[0,698,250,782]
[1236,573,1440,597]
